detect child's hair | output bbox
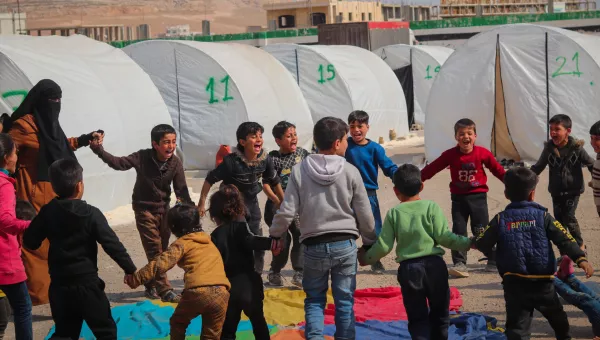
[0,133,14,165]
[209,184,246,223]
[348,110,369,125]
[272,121,296,140]
[393,164,422,197]
[16,200,36,221]
[151,124,177,144]
[454,118,476,135]
[313,117,349,151]
[48,158,83,198]
[590,120,600,136]
[236,122,264,153]
[549,114,572,129]
[0,113,9,131]
[168,203,203,238]
[504,167,539,202]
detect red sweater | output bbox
[421,145,506,195]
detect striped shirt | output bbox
[593,154,600,209]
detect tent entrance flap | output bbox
[491,34,520,162]
[394,65,414,128]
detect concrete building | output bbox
[439,0,596,18]
[0,11,26,35]
[166,24,190,37]
[27,24,128,42]
[264,0,432,29]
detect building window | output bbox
[349,12,353,21]
[278,15,296,28]
[312,12,327,25]
[361,13,365,21]
[369,12,373,21]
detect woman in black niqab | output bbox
[10,79,77,181]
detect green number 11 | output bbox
[206,75,234,104]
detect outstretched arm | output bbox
[421,151,450,182]
[93,210,136,275]
[91,145,141,171]
[375,145,398,179]
[484,149,506,182]
[530,148,549,175]
[131,243,184,288]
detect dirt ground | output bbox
[5,135,599,339]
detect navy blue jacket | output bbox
[476,201,586,280]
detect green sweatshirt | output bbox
[364,200,472,265]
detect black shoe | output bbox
[144,287,160,300]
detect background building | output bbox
[439,0,596,18]
[0,10,26,35]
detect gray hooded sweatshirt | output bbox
[270,154,376,245]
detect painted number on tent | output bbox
[318,64,336,84]
[425,65,440,80]
[552,52,583,78]
[2,90,28,111]
[205,75,234,104]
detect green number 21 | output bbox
[552,52,583,78]
[318,64,336,84]
[206,75,234,104]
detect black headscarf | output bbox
[11,79,76,181]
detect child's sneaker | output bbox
[144,287,160,300]
[291,271,303,288]
[267,271,284,287]
[371,260,385,274]
[557,255,575,281]
[448,263,469,278]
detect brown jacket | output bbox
[132,232,230,290]
[92,146,191,214]
[9,114,83,306]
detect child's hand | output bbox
[469,237,478,250]
[124,274,137,289]
[198,204,206,217]
[271,238,284,256]
[357,248,368,266]
[579,261,594,278]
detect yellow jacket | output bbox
[0,290,4,298]
[132,232,230,290]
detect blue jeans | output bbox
[554,275,600,336]
[0,281,32,340]
[303,239,357,340]
[368,195,383,236]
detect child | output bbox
[90,124,191,302]
[474,167,593,340]
[125,203,231,340]
[0,200,36,340]
[264,121,309,287]
[359,164,472,339]
[210,184,282,340]
[198,122,284,275]
[590,120,600,218]
[345,110,398,274]
[23,158,136,340]
[554,255,600,338]
[421,118,505,277]
[270,117,377,339]
[531,114,594,251]
[358,164,473,339]
[0,133,32,340]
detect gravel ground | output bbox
[5,137,599,339]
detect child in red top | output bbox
[421,118,505,278]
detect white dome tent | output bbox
[373,44,453,126]
[425,24,599,162]
[262,43,409,143]
[124,41,314,171]
[0,34,171,212]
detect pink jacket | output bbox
[0,172,30,285]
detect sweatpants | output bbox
[397,255,450,340]
[134,209,172,294]
[48,278,116,340]
[503,278,571,340]
[170,286,229,340]
[552,195,583,247]
[450,193,496,265]
[264,200,303,273]
[244,196,264,274]
[221,272,270,340]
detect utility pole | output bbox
[16,0,21,34]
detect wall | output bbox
[0,12,26,35]
[266,6,329,28]
[335,1,384,22]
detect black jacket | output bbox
[23,198,136,284]
[531,137,595,197]
[210,220,272,278]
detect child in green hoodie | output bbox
[358,164,474,340]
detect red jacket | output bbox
[421,145,505,195]
[0,172,31,285]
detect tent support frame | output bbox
[545,32,550,141]
[174,49,184,153]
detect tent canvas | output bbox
[374,44,453,126]
[262,43,409,143]
[124,41,314,171]
[425,24,599,162]
[0,34,171,212]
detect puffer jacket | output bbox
[531,137,595,197]
[476,201,586,280]
[0,172,31,285]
